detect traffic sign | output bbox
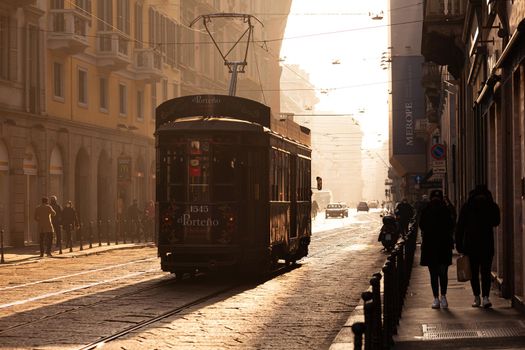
[433,166,446,174]
[431,144,446,160]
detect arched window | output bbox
[49,146,64,203]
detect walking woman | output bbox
[456,184,500,308]
[419,189,455,309]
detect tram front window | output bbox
[213,147,236,202]
[166,144,186,202]
[189,140,210,202]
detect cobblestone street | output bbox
[0,210,385,349]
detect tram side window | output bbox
[270,150,278,201]
[283,153,290,201]
[297,158,311,201]
[213,147,236,202]
[270,149,291,202]
[296,158,303,201]
[166,145,186,202]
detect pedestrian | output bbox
[395,198,414,235]
[419,189,455,309]
[127,199,141,238]
[455,184,501,308]
[49,195,62,248]
[143,200,155,239]
[414,194,429,226]
[444,195,457,228]
[34,197,56,257]
[62,200,79,248]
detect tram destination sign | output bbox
[156,94,271,129]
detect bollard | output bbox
[58,225,63,255]
[0,229,5,264]
[122,219,127,244]
[362,291,374,350]
[370,273,383,349]
[128,219,136,243]
[352,322,366,350]
[382,260,394,349]
[88,221,93,249]
[97,220,102,247]
[114,219,119,245]
[136,220,142,243]
[388,253,399,333]
[79,222,83,251]
[68,224,73,253]
[106,219,111,245]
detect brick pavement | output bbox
[330,243,525,349]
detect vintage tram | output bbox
[156,94,313,275]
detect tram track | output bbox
[75,265,294,350]
[0,271,176,334]
[0,257,157,292]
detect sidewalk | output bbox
[0,241,154,266]
[331,244,525,349]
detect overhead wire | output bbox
[38,2,421,95]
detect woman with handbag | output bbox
[455,184,500,308]
[419,189,455,309]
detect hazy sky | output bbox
[281,0,389,149]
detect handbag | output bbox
[456,255,472,282]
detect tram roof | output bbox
[155,94,311,147]
[156,95,271,129]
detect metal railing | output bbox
[352,223,418,349]
[0,218,155,263]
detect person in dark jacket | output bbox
[455,184,500,308]
[34,197,56,257]
[49,196,62,248]
[419,189,455,309]
[62,200,79,248]
[396,198,414,235]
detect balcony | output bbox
[421,0,467,78]
[132,48,164,81]
[47,9,90,54]
[95,31,132,70]
[422,62,441,88]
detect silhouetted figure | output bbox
[419,189,455,309]
[50,195,62,248]
[62,200,79,248]
[395,198,414,235]
[456,184,500,308]
[127,199,141,238]
[34,197,56,257]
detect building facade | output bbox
[0,0,291,246]
[387,0,428,201]
[419,0,525,311]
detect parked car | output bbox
[325,203,349,218]
[357,201,370,212]
[368,200,379,209]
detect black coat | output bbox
[455,193,500,258]
[419,199,455,266]
[62,206,79,228]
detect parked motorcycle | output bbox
[378,215,400,252]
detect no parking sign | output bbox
[430,144,446,160]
